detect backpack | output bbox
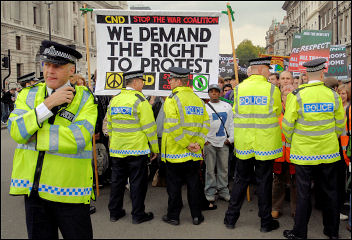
[92,143,109,176]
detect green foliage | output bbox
[236,39,266,67]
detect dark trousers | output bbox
[224,158,274,228]
[293,162,339,238]
[108,155,149,220]
[166,160,202,220]
[25,192,92,239]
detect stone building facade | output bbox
[1,1,128,89]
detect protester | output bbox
[70,73,86,86]
[8,40,97,239]
[300,72,308,84]
[218,76,225,96]
[161,67,209,226]
[107,70,158,224]
[324,76,339,91]
[224,76,231,85]
[268,73,280,88]
[224,71,248,105]
[279,71,294,90]
[282,58,346,239]
[204,84,234,203]
[337,84,350,109]
[224,56,282,233]
[1,88,16,124]
[271,84,297,220]
[292,76,302,89]
[222,84,232,97]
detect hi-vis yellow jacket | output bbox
[107,89,159,157]
[232,74,283,160]
[9,83,97,204]
[161,86,210,163]
[282,81,346,165]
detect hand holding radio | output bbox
[44,86,76,111]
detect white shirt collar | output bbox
[47,81,71,96]
[308,80,321,84]
[126,87,135,90]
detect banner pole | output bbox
[83,3,99,197]
[226,2,239,85]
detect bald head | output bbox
[279,71,293,88]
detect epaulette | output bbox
[292,84,318,95]
[135,93,145,102]
[168,91,179,98]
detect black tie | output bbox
[48,89,57,124]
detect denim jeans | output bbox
[1,103,10,123]
[204,144,230,201]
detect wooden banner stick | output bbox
[226,2,239,85]
[83,3,99,197]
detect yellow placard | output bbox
[105,72,124,89]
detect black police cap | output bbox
[123,70,146,81]
[248,57,273,69]
[302,58,327,72]
[40,40,82,65]
[168,67,191,78]
[17,72,36,83]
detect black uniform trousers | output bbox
[24,191,92,239]
[166,160,202,220]
[292,161,339,238]
[108,155,149,221]
[224,158,274,228]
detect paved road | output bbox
[1,128,350,239]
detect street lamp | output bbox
[45,1,53,41]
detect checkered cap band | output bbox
[43,46,76,63]
[19,75,35,82]
[305,63,325,72]
[250,60,271,66]
[170,72,188,78]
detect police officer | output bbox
[107,70,159,224]
[282,58,346,239]
[224,57,282,232]
[161,67,210,226]
[17,72,38,88]
[8,40,97,239]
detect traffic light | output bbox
[2,56,9,68]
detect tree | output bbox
[236,39,266,67]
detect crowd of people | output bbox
[4,39,352,239]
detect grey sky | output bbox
[127,1,287,53]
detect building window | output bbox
[17,63,22,78]
[83,28,85,44]
[345,15,348,38]
[73,2,76,12]
[91,31,94,46]
[73,26,77,41]
[33,7,37,24]
[328,9,331,24]
[16,36,21,50]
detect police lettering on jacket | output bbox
[303,103,334,113]
[111,107,132,115]
[239,96,268,105]
[185,106,204,115]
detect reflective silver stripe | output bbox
[174,133,184,142]
[296,118,334,126]
[146,131,157,138]
[26,87,39,109]
[16,117,31,141]
[282,118,294,127]
[234,85,239,114]
[48,150,92,159]
[112,127,141,133]
[165,118,179,123]
[342,146,347,150]
[68,125,85,151]
[12,109,28,116]
[282,127,293,135]
[286,136,292,142]
[112,119,139,124]
[335,126,344,132]
[234,113,277,119]
[49,125,60,151]
[174,95,185,124]
[133,98,142,122]
[293,127,335,136]
[164,124,181,133]
[107,129,112,133]
[296,92,304,120]
[16,141,37,151]
[269,84,275,114]
[141,121,156,131]
[73,90,91,122]
[336,119,345,125]
[332,90,339,110]
[149,140,158,145]
[182,122,203,128]
[233,122,279,129]
[76,120,94,135]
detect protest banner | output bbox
[298,30,332,72]
[259,54,290,73]
[288,33,301,75]
[218,54,240,78]
[94,10,221,98]
[325,45,349,80]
